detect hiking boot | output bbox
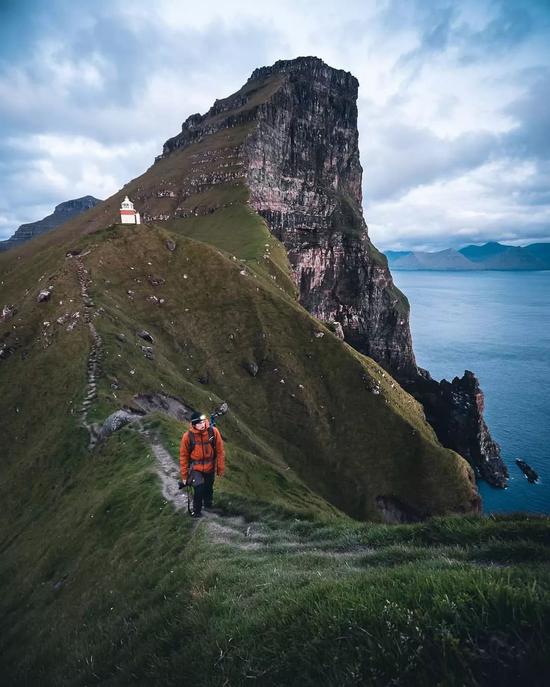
[191,511,203,518]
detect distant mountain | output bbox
[0,196,102,252]
[389,248,478,271]
[386,241,550,270]
[524,243,550,266]
[459,241,511,262]
[459,242,547,269]
[384,250,411,262]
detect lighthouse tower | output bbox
[120,196,141,224]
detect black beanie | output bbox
[191,412,204,425]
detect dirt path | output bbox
[141,428,373,559]
[73,254,101,449]
[138,426,251,543]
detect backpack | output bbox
[187,425,217,464]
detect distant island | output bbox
[0,196,102,252]
[385,241,550,271]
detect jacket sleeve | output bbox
[214,427,225,476]
[179,432,190,482]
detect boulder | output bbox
[332,322,345,340]
[1,305,15,322]
[141,346,155,360]
[0,343,13,360]
[516,459,539,483]
[98,410,143,440]
[243,361,259,377]
[37,290,51,303]
[137,330,154,343]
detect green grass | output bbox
[176,538,550,687]
[13,206,476,522]
[2,188,549,686]
[1,420,548,687]
[0,429,195,686]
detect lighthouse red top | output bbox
[119,196,141,224]
[120,196,136,214]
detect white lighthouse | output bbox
[120,196,141,224]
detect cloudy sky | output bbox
[1,0,549,251]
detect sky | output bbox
[1,0,549,251]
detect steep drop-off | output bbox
[158,56,508,486]
[0,57,505,489]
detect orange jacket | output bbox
[179,419,225,482]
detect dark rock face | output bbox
[516,459,539,483]
[243,58,415,375]
[375,495,424,523]
[406,369,509,487]
[156,56,507,487]
[0,196,102,252]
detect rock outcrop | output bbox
[243,59,415,375]
[0,196,102,252]
[109,56,508,487]
[406,369,508,486]
[515,459,538,484]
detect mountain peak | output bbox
[248,56,358,89]
[0,195,102,251]
[54,196,102,213]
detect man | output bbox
[179,411,225,517]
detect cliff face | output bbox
[150,57,506,487]
[243,59,416,375]
[408,370,508,487]
[157,58,415,375]
[0,196,102,252]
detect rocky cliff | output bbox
[243,59,417,375]
[157,58,415,375]
[36,57,503,487]
[407,369,508,487]
[0,196,102,252]
[152,57,508,486]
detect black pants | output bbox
[193,471,215,514]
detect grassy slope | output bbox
[58,207,478,520]
[1,79,548,683]
[1,200,549,685]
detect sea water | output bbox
[392,271,550,514]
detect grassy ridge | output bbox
[66,212,478,520]
[1,201,549,685]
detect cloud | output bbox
[368,158,550,251]
[360,113,497,202]
[0,0,549,249]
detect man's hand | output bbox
[178,480,186,489]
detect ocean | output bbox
[392,270,550,514]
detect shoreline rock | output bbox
[516,459,539,484]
